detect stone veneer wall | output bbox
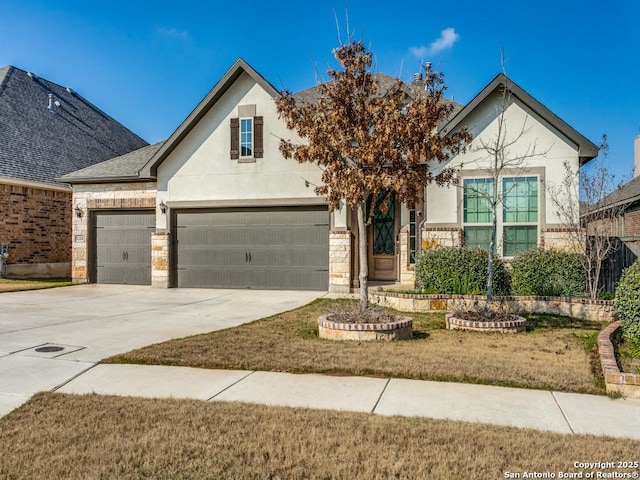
[421,227,462,249]
[329,229,351,293]
[398,225,414,285]
[151,231,170,288]
[370,291,616,322]
[0,182,72,266]
[540,227,583,251]
[71,182,157,282]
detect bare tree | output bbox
[546,135,626,299]
[277,40,470,310]
[464,72,548,308]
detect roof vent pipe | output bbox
[48,94,54,112]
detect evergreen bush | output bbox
[510,249,586,297]
[415,247,509,295]
[614,260,640,341]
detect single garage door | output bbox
[92,210,155,285]
[174,206,329,290]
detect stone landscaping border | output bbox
[317,314,413,341]
[370,291,615,323]
[445,313,526,333]
[597,322,640,399]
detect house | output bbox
[581,135,640,290]
[0,65,148,277]
[60,59,598,291]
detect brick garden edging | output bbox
[370,291,615,323]
[597,322,640,398]
[317,314,413,341]
[445,313,527,333]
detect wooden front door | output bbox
[367,193,398,281]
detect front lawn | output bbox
[1,393,637,480]
[0,277,73,293]
[106,298,605,394]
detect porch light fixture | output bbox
[74,206,83,218]
[159,200,167,214]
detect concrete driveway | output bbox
[0,284,321,416]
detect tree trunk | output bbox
[356,202,369,311]
[486,210,497,309]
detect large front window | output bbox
[462,176,538,256]
[240,118,253,157]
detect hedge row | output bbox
[415,247,587,297]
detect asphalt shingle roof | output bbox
[292,72,463,118]
[597,175,640,210]
[63,70,464,184]
[0,66,148,186]
[59,141,163,182]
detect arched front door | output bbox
[367,192,398,281]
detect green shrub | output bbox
[510,249,586,297]
[614,260,640,341]
[415,247,509,295]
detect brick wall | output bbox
[0,182,72,264]
[625,207,640,236]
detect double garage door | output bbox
[174,206,330,290]
[92,206,330,290]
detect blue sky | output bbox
[1,0,639,177]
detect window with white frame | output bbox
[462,176,539,256]
[240,118,253,157]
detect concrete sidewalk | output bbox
[57,364,640,440]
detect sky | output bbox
[1,0,639,179]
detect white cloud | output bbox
[409,46,429,58]
[409,27,459,58]
[157,27,190,41]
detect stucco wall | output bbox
[425,94,580,228]
[0,181,71,267]
[156,71,327,229]
[423,93,581,255]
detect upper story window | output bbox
[230,104,263,162]
[240,118,253,157]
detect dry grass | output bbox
[0,393,638,480]
[107,298,604,394]
[0,277,73,292]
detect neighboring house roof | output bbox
[58,141,163,183]
[140,58,278,179]
[587,175,640,212]
[0,65,148,186]
[444,73,599,165]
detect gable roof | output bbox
[140,58,278,178]
[443,73,599,165]
[0,65,148,186]
[58,141,163,183]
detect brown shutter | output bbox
[254,116,263,158]
[230,118,239,159]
